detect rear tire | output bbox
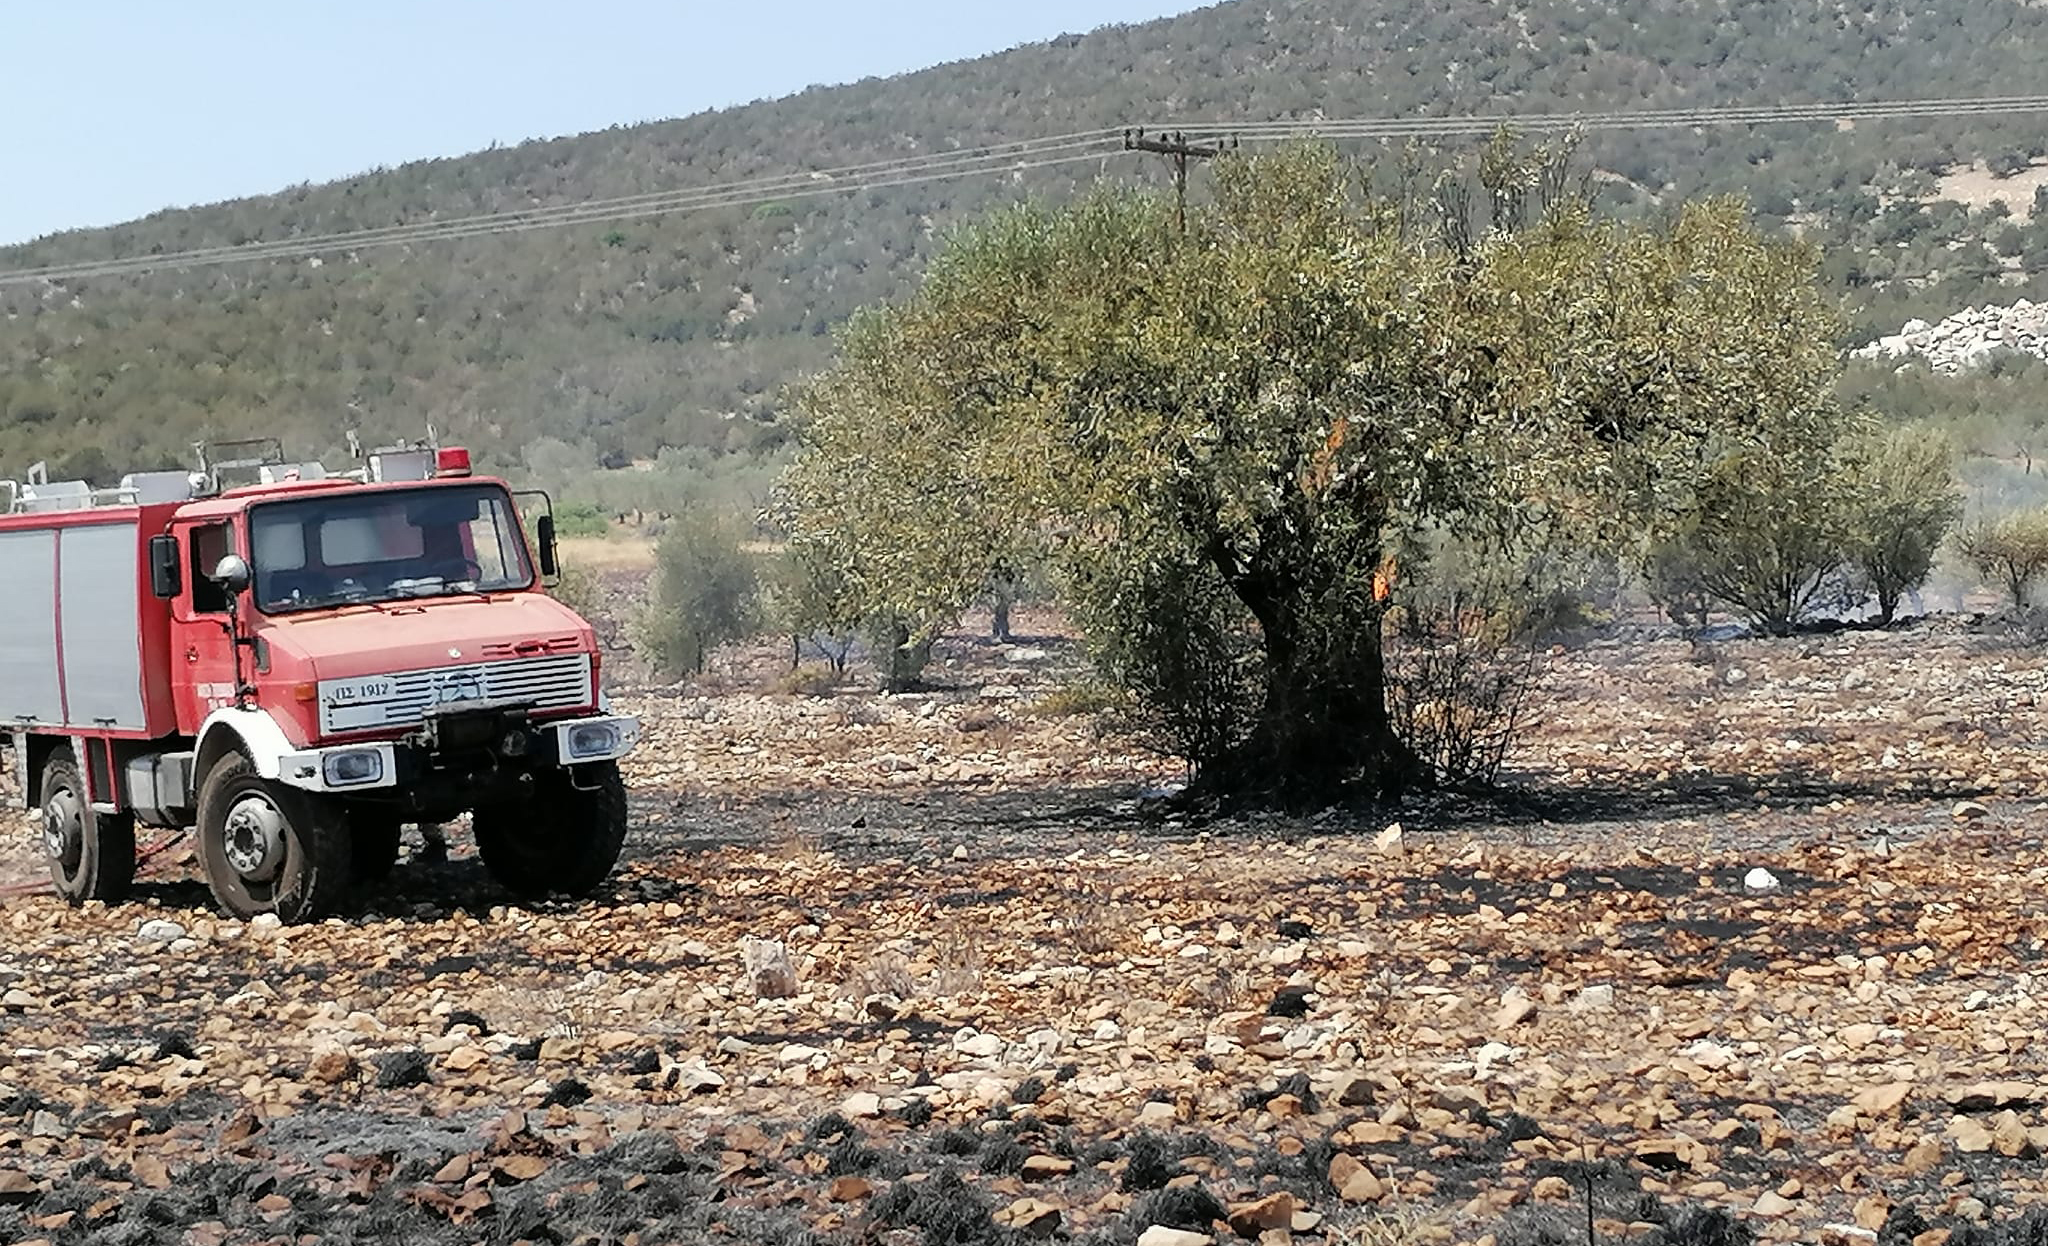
[40,747,135,906]
[349,811,403,884]
[196,753,351,922]
[473,763,627,900]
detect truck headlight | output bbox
[322,750,384,786]
[564,723,621,760]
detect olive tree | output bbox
[786,143,1846,799]
[640,505,762,676]
[1838,427,1962,624]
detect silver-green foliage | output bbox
[640,506,762,676]
[787,142,1848,796]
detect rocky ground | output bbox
[5,612,2048,1246]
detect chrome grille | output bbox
[319,654,593,735]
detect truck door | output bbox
[170,518,242,735]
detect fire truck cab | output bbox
[0,439,638,923]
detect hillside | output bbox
[4,0,2048,489]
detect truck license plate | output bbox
[326,676,396,704]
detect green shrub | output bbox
[1958,510,2048,608]
[554,502,610,539]
[638,506,762,675]
[1837,427,1962,623]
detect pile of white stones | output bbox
[1850,299,2048,373]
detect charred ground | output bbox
[3,612,2048,1245]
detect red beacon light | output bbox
[435,446,472,477]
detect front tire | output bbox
[473,763,627,900]
[197,753,351,922]
[41,747,135,905]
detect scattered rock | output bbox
[836,1091,881,1117]
[828,1176,873,1202]
[1945,1081,2039,1113]
[1333,1075,1376,1108]
[1571,984,1616,1013]
[1373,823,1404,856]
[1952,800,1991,821]
[1137,1229,1214,1246]
[135,918,186,945]
[372,1048,431,1090]
[997,1198,1063,1237]
[1330,1152,1384,1203]
[741,936,799,999]
[1494,989,1537,1030]
[1743,868,1781,893]
[1228,1192,1296,1237]
[1021,1155,1074,1181]
[1852,1082,1913,1116]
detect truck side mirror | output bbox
[148,535,181,599]
[536,515,559,579]
[211,553,251,595]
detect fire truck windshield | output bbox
[248,484,534,614]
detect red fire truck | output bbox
[0,439,638,923]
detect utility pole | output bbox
[1124,128,1227,234]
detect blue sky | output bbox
[2,1,1207,245]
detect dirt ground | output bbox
[5,611,2048,1246]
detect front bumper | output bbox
[275,713,640,793]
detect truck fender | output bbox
[194,707,301,783]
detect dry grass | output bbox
[1332,1208,1455,1246]
[930,916,986,997]
[1052,874,1122,957]
[844,949,917,1001]
[559,535,657,571]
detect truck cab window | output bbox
[248,485,532,613]
[189,523,234,613]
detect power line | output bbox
[4,95,2045,286]
[1169,94,2048,139]
[3,149,1121,284]
[0,133,1124,284]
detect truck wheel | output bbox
[350,812,404,884]
[197,753,351,922]
[40,747,136,905]
[473,763,627,900]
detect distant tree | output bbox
[1649,438,1851,638]
[1838,427,1963,624]
[640,506,761,676]
[1959,511,2048,609]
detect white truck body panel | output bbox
[0,528,64,726]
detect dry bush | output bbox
[1174,964,1248,1012]
[1024,682,1133,719]
[1385,627,1539,787]
[931,917,986,996]
[845,948,917,1001]
[954,706,1018,750]
[1051,876,1122,958]
[1334,1207,1453,1246]
[773,664,843,697]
